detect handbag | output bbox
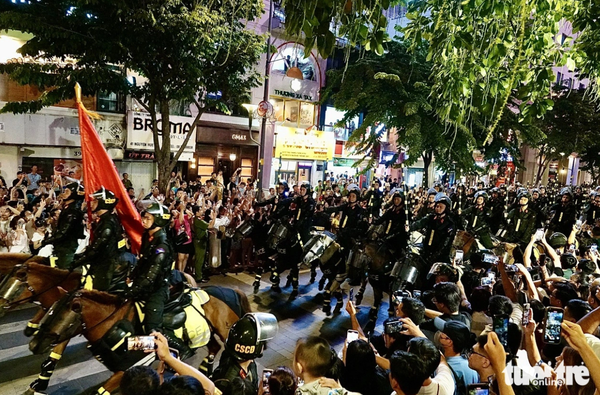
[174,225,189,246]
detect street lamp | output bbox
[230,153,237,162]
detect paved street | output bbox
[0,269,385,395]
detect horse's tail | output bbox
[233,289,252,316]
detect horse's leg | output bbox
[309,261,318,284]
[369,285,384,324]
[199,335,221,376]
[93,371,124,395]
[355,277,368,306]
[288,263,300,301]
[333,288,344,315]
[23,308,45,337]
[268,255,282,293]
[27,339,70,394]
[323,277,341,316]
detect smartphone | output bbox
[384,319,404,335]
[492,315,509,347]
[480,277,493,286]
[413,290,422,299]
[468,383,490,395]
[347,330,359,343]
[349,288,354,302]
[505,264,518,273]
[169,348,180,359]
[576,220,583,228]
[535,228,545,241]
[483,253,499,264]
[569,244,576,253]
[127,336,155,351]
[454,250,464,266]
[591,245,598,254]
[522,303,531,326]
[262,368,273,387]
[544,307,564,345]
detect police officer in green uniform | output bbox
[128,203,173,334]
[41,182,85,269]
[69,187,126,292]
[212,313,278,393]
[461,190,494,249]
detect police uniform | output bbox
[363,187,383,218]
[499,207,536,246]
[44,201,84,269]
[549,202,577,236]
[461,204,494,249]
[374,201,408,253]
[410,212,456,266]
[71,211,126,291]
[129,227,173,332]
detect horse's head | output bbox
[29,291,84,354]
[0,264,30,316]
[0,262,73,316]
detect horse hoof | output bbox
[288,290,298,301]
[323,306,331,316]
[23,326,38,337]
[309,276,316,284]
[22,388,36,395]
[333,305,342,315]
[271,285,282,293]
[318,281,325,291]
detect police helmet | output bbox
[427,188,437,196]
[560,187,573,200]
[63,182,85,201]
[474,191,488,203]
[347,185,361,201]
[434,193,452,208]
[548,232,568,249]
[490,187,500,195]
[143,203,171,228]
[278,180,289,192]
[225,313,278,361]
[90,187,118,212]
[517,191,531,202]
[560,253,578,270]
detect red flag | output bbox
[76,84,143,253]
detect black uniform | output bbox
[44,202,84,269]
[549,202,577,236]
[584,203,600,226]
[364,188,383,218]
[410,213,456,266]
[461,205,494,249]
[499,207,536,246]
[129,228,173,333]
[374,203,408,253]
[325,202,366,250]
[255,192,288,220]
[71,212,126,291]
[212,351,258,391]
[288,195,316,244]
[489,196,505,234]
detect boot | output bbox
[318,276,327,291]
[163,331,194,361]
[253,279,261,294]
[355,291,364,306]
[284,273,293,288]
[288,289,299,301]
[322,291,332,316]
[271,284,282,293]
[333,299,343,315]
[199,354,215,376]
[309,270,317,284]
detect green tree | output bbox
[0,0,265,193]
[579,146,600,184]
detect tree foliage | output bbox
[0,0,265,192]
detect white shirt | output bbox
[418,361,455,395]
[214,216,230,228]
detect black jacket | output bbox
[410,213,456,263]
[325,202,366,247]
[130,228,173,298]
[44,201,84,248]
[72,211,125,268]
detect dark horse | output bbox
[28,283,250,395]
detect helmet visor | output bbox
[251,313,279,342]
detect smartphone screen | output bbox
[384,319,404,335]
[544,307,564,344]
[347,330,359,343]
[127,336,155,351]
[592,245,598,254]
[262,368,273,387]
[483,253,498,264]
[413,290,422,299]
[468,383,490,395]
[535,228,544,241]
[480,277,492,286]
[455,250,464,265]
[493,315,509,347]
[522,303,531,326]
[349,288,354,302]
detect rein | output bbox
[80,296,135,335]
[2,265,76,308]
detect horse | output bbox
[28,285,250,395]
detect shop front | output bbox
[194,125,259,183]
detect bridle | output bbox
[0,264,75,308]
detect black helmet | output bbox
[433,182,444,192]
[427,188,437,196]
[63,182,85,201]
[531,188,540,196]
[277,180,289,192]
[517,190,531,202]
[548,232,568,249]
[90,187,118,212]
[225,313,278,361]
[143,203,171,228]
[560,253,578,270]
[473,191,488,203]
[347,184,361,200]
[578,259,597,275]
[300,181,312,194]
[490,187,500,194]
[560,187,573,200]
[434,193,452,208]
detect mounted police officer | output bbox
[374,188,408,254]
[549,188,577,236]
[127,203,173,335]
[498,190,536,248]
[363,179,383,219]
[461,190,494,249]
[255,180,289,220]
[584,191,600,226]
[488,187,504,234]
[41,182,86,269]
[69,187,127,292]
[409,193,456,273]
[416,187,438,219]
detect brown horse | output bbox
[29,286,250,395]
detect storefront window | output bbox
[284,100,299,123]
[271,47,317,81]
[270,98,317,128]
[300,102,315,126]
[197,157,214,179]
